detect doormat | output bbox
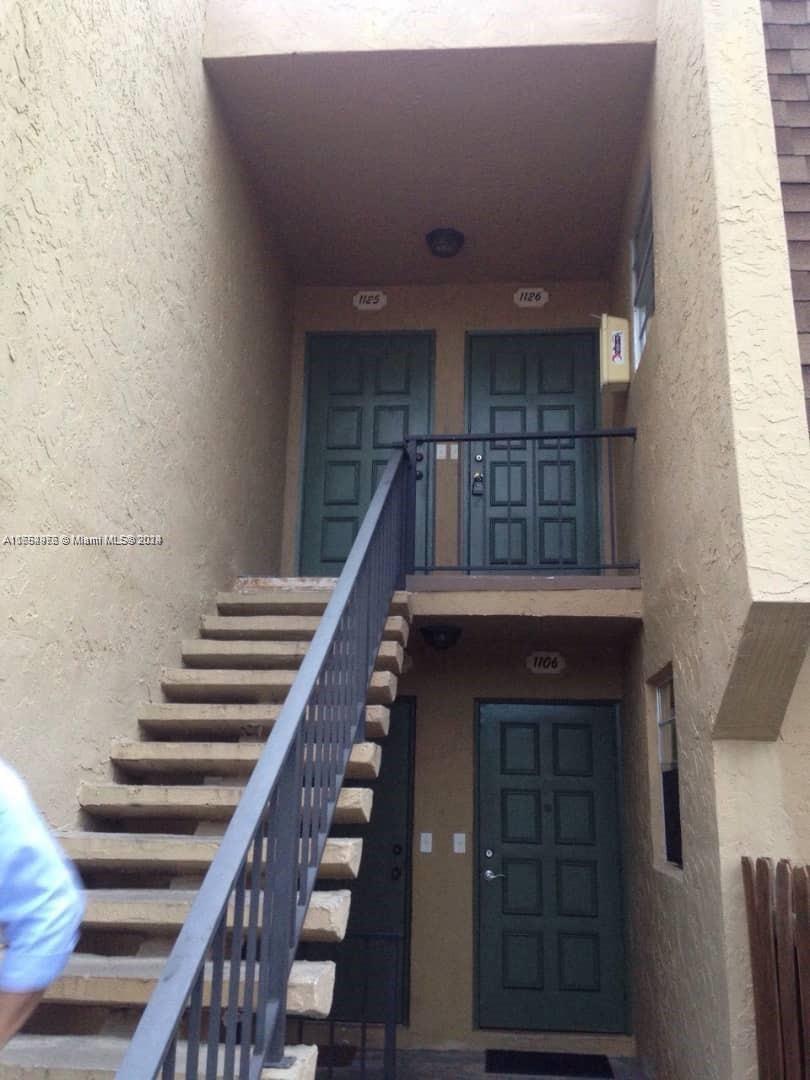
[485,1050,613,1077]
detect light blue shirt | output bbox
[0,759,84,992]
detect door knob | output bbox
[391,867,402,881]
[483,869,505,881]
[471,471,485,496]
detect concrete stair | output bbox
[0,576,410,1080]
[200,613,409,645]
[137,702,391,738]
[58,832,363,879]
[78,782,374,824]
[109,738,381,779]
[46,956,335,1016]
[180,638,404,673]
[216,588,410,618]
[81,888,351,941]
[159,666,398,703]
[0,1037,318,1079]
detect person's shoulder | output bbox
[0,758,29,806]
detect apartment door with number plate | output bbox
[476,702,627,1032]
[466,333,598,571]
[300,333,432,575]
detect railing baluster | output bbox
[205,914,227,1080]
[239,827,265,1079]
[161,1037,177,1080]
[185,972,205,1080]
[223,863,248,1078]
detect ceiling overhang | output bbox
[207,43,655,285]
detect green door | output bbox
[476,703,626,1032]
[298,698,414,1022]
[300,334,432,576]
[467,333,598,570]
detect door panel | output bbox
[300,334,431,575]
[477,703,626,1033]
[299,699,414,1023]
[467,334,598,570]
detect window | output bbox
[656,672,682,868]
[632,171,655,363]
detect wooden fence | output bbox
[742,857,810,1079]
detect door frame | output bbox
[463,329,602,571]
[472,697,630,1034]
[297,331,435,574]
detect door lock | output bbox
[471,471,485,496]
[482,869,505,882]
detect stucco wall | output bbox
[610,1,810,1077]
[204,0,656,59]
[280,282,612,573]
[1,1,292,823]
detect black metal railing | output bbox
[117,449,410,1080]
[403,429,638,575]
[294,932,402,1080]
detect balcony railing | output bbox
[403,428,638,576]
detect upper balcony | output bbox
[203,3,653,623]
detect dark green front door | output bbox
[299,699,414,1022]
[467,333,598,570]
[300,334,432,576]
[476,703,626,1032]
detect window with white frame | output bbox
[655,670,682,868]
[632,171,655,364]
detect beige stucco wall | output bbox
[1,1,292,823]
[204,0,656,59]
[397,618,633,1055]
[609,1,810,1077]
[280,282,612,573]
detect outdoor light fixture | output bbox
[426,227,465,258]
[419,624,463,651]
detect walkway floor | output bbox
[315,1048,647,1079]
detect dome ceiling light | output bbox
[426,227,465,258]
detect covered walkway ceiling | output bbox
[207,44,655,285]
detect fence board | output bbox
[794,866,810,1079]
[744,857,776,1078]
[743,857,810,1080]
[757,858,785,1080]
[775,860,802,1080]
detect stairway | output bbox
[0,578,410,1080]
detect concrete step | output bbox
[0,1036,317,1079]
[110,739,381,780]
[201,613,409,646]
[137,702,391,739]
[180,638,404,675]
[46,955,334,1017]
[159,667,397,704]
[58,832,362,880]
[79,782,373,825]
[217,589,411,618]
[81,888,351,942]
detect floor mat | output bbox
[485,1050,613,1077]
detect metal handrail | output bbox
[117,448,410,1079]
[407,427,637,443]
[403,428,638,575]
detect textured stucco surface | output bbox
[1,1,292,823]
[609,1,810,1077]
[204,0,656,58]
